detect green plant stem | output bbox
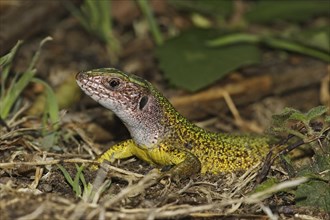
[0,69,36,119]
[0,41,23,97]
[264,37,330,62]
[27,37,52,72]
[207,33,259,46]
[137,0,164,45]
[0,37,52,119]
[207,33,330,62]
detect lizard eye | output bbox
[107,78,121,90]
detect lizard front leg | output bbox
[168,150,201,181]
[91,139,137,170]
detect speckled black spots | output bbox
[77,68,271,176]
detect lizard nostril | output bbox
[75,72,81,80]
[75,71,86,81]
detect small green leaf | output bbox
[73,164,85,197]
[306,106,328,121]
[0,69,36,119]
[76,164,89,192]
[57,164,74,186]
[288,112,308,122]
[298,154,330,181]
[0,40,23,89]
[57,164,87,198]
[271,107,297,126]
[295,180,330,212]
[156,29,261,91]
[313,154,330,180]
[282,107,300,114]
[0,37,51,119]
[270,107,309,139]
[325,116,330,123]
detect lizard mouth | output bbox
[76,71,97,96]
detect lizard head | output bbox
[76,68,166,147]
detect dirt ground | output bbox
[0,1,329,220]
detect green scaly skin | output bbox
[76,68,270,179]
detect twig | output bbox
[223,91,263,133]
[170,75,271,108]
[17,204,45,220]
[102,171,159,208]
[0,158,95,168]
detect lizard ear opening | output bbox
[139,96,149,110]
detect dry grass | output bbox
[1,101,328,220]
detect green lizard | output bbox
[76,68,270,179]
